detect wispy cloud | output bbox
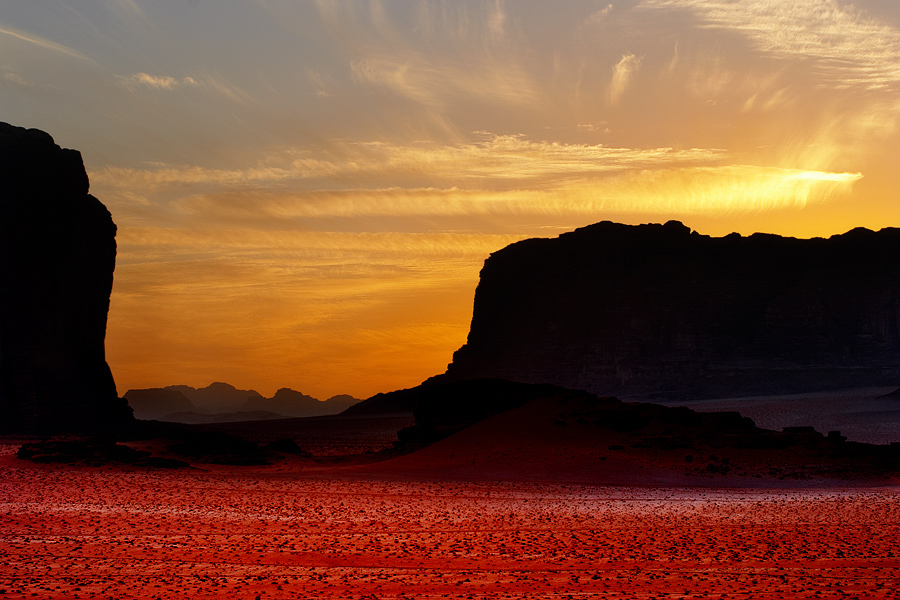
[107,0,149,23]
[587,4,615,24]
[351,54,540,113]
[92,133,860,225]
[643,0,900,90]
[560,164,863,214]
[93,134,724,191]
[610,53,642,105]
[117,72,199,91]
[0,23,94,62]
[2,68,31,87]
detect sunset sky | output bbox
[3,0,900,399]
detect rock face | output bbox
[444,221,900,399]
[0,122,131,432]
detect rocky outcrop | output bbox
[444,221,900,399]
[0,122,132,432]
[393,379,575,446]
[387,379,900,482]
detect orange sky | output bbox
[3,1,900,398]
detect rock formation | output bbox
[387,379,900,482]
[444,221,900,399]
[0,122,131,432]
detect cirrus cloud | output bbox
[117,72,199,91]
[642,0,900,90]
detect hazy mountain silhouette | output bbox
[0,122,132,432]
[442,221,900,400]
[164,382,263,413]
[242,388,360,417]
[125,383,361,422]
[123,388,196,421]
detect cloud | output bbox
[487,0,508,41]
[587,4,615,23]
[351,54,540,113]
[168,167,859,223]
[560,164,863,214]
[610,53,641,105]
[107,0,150,23]
[642,0,900,90]
[92,130,862,221]
[117,72,199,91]
[116,228,525,266]
[2,68,31,87]
[202,168,830,226]
[0,23,94,62]
[91,134,726,199]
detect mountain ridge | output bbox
[124,382,361,422]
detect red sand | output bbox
[2,441,899,599]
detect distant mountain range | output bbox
[124,382,360,423]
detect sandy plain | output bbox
[2,435,900,600]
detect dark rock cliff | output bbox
[444,221,900,399]
[0,122,132,432]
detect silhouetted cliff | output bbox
[444,221,900,399]
[0,122,132,431]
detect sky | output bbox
[3,0,900,400]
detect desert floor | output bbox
[2,442,899,599]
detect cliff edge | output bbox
[0,122,132,432]
[444,221,900,399]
